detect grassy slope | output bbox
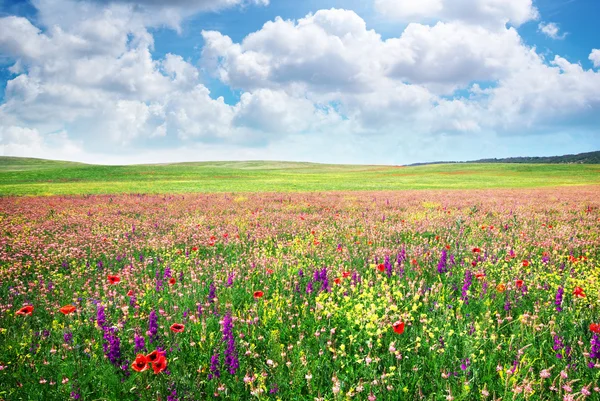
[1,156,599,195]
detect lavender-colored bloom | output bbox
[590,334,600,360]
[97,260,103,269]
[226,273,234,287]
[222,313,239,375]
[64,331,73,344]
[208,282,216,303]
[164,266,172,278]
[555,286,564,312]
[156,279,163,292]
[129,296,136,307]
[167,390,179,401]
[306,281,313,294]
[460,358,470,371]
[96,305,106,328]
[208,352,220,380]
[461,270,473,304]
[351,271,360,286]
[148,310,158,343]
[70,392,81,399]
[437,250,448,274]
[298,269,304,277]
[103,328,122,366]
[504,300,511,311]
[197,304,203,316]
[384,255,392,278]
[270,384,279,394]
[134,333,146,352]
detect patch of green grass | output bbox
[1,157,599,195]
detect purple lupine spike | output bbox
[555,286,564,312]
[208,352,220,380]
[226,273,234,287]
[384,255,392,278]
[96,305,106,328]
[222,313,239,375]
[306,281,313,294]
[148,310,158,343]
[134,332,146,352]
[461,270,473,304]
[437,250,448,274]
[164,266,172,278]
[589,334,600,368]
[208,282,216,303]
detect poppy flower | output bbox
[573,286,586,298]
[266,269,274,274]
[16,305,34,316]
[472,247,481,253]
[152,356,167,374]
[169,277,176,285]
[131,354,148,372]
[334,277,341,285]
[590,323,600,334]
[342,271,351,278]
[107,275,120,284]
[393,321,405,335]
[253,291,264,299]
[170,323,185,333]
[377,264,385,272]
[496,283,506,293]
[152,356,167,375]
[522,260,529,267]
[191,246,198,252]
[59,305,76,315]
[515,280,524,288]
[475,272,485,280]
[127,290,134,296]
[146,350,166,364]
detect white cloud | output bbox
[374,0,539,28]
[538,22,566,39]
[590,49,600,68]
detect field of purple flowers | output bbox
[1,188,599,400]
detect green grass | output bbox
[1,156,599,195]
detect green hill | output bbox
[1,156,599,196]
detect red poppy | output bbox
[590,323,600,334]
[377,264,385,272]
[170,323,185,333]
[334,278,341,285]
[107,275,120,284]
[475,272,485,280]
[471,261,478,267]
[131,354,149,372]
[472,247,481,253]
[342,271,351,278]
[445,245,451,250]
[59,305,76,315]
[191,246,198,252]
[393,321,405,335]
[146,350,166,364]
[253,291,264,299]
[127,290,135,296]
[169,277,176,285]
[573,286,586,298]
[16,305,34,316]
[152,356,167,374]
[266,269,274,274]
[522,260,529,267]
[515,280,524,288]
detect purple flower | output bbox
[134,332,146,352]
[590,334,600,360]
[63,331,73,344]
[103,327,122,367]
[437,250,448,274]
[148,310,158,343]
[209,352,220,380]
[384,255,393,278]
[555,286,564,312]
[461,270,473,304]
[208,282,216,303]
[96,305,106,328]
[222,313,239,375]
[226,273,234,287]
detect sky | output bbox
[0,0,599,165]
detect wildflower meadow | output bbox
[1,187,599,400]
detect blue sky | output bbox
[0,0,599,164]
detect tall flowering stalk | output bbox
[461,270,473,304]
[437,250,448,274]
[102,327,122,367]
[589,334,600,368]
[148,310,158,343]
[384,255,392,278]
[96,305,106,328]
[222,313,239,375]
[208,352,220,380]
[555,286,564,312]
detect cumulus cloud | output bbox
[538,22,566,39]
[1,3,598,164]
[374,0,539,28]
[590,49,600,68]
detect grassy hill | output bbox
[410,150,600,166]
[1,156,599,196]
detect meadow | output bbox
[1,157,600,195]
[1,187,599,400]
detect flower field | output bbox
[1,187,599,400]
